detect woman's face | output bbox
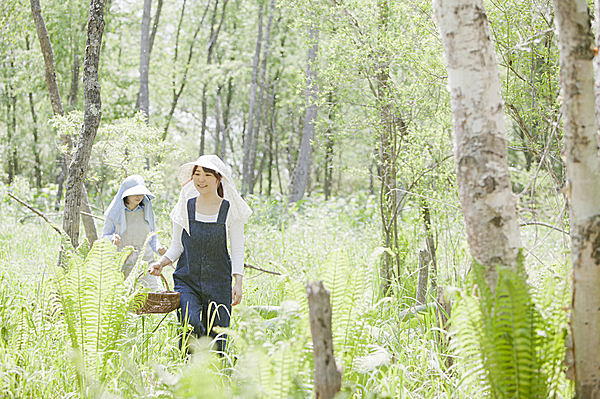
[193,167,220,195]
[125,194,144,210]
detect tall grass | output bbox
[0,182,572,398]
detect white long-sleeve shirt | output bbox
[164,211,245,276]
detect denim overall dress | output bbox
[174,197,232,352]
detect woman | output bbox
[148,155,251,353]
[103,175,166,290]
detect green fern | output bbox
[450,260,567,398]
[53,239,141,387]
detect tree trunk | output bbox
[306,281,342,399]
[242,3,264,196]
[31,0,98,243]
[553,1,600,396]
[199,0,228,155]
[214,86,224,156]
[416,249,431,305]
[420,199,437,294]
[433,0,522,290]
[28,92,43,188]
[221,76,234,159]
[324,92,335,200]
[249,0,275,193]
[30,0,64,116]
[148,0,163,56]
[5,84,17,184]
[289,22,319,203]
[67,54,80,110]
[63,0,106,248]
[137,0,151,121]
[162,0,207,140]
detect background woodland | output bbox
[0,0,594,397]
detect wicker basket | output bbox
[135,273,180,315]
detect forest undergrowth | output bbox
[0,179,573,398]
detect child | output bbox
[103,175,166,290]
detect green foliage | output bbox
[52,239,141,387]
[450,260,568,398]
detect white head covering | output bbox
[104,176,157,247]
[171,155,252,233]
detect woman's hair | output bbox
[192,165,224,198]
[123,196,145,208]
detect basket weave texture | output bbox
[136,274,180,314]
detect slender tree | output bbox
[162,0,208,139]
[553,1,600,396]
[289,18,319,203]
[137,0,151,121]
[199,0,228,155]
[433,0,522,290]
[63,0,107,248]
[242,2,264,195]
[30,0,98,243]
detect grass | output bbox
[0,181,573,398]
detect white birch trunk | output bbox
[433,0,522,289]
[553,1,600,396]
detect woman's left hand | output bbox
[157,246,167,256]
[232,277,243,306]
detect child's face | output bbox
[125,194,144,209]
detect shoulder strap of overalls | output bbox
[217,200,230,224]
[186,197,196,221]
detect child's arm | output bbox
[102,218,120,245]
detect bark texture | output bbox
[289,22,319,203]
[553,1,600,396]
[306,281,342,399]
[31,0,97,243]
[63,0,106,248]
[30,0,64,116]
[433,0,522,290]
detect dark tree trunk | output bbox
[324,92,335,199]
[249,0,275,193]
[242,3,263,195]
[148,0,163,56]
[30,0,64,116]
[67,54,80,110]
[5,85,18,184]
[63,0,106,248]
[28,92,43,188]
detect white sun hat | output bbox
[170,155,252,233]
[122,183,154,199]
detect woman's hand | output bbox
[157,246,167,256]
[148,256,172,276]
[232,274,243,306]
[147,261,163,276]
[111,234,121,246]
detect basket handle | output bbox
[136,271,172,292]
